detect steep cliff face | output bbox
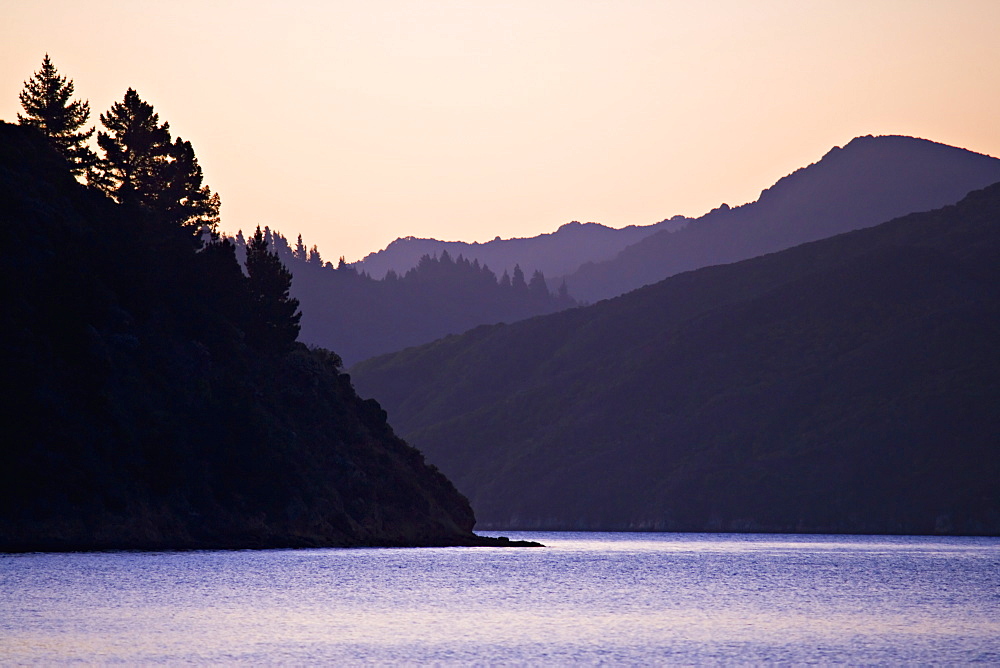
[0,122,498,551]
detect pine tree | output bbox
[18,54,96,177]
[294,234,307,262]
[245,225,301,352]
[152,137,220,233]
[528,269,549,297]
[95,89,220,234]
[94,88,172,207]
[512,264,527,291]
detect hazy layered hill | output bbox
[0,121,504,551]
[229,236,576,366]
[353,217,689,280]
[562,135,1000,303]
[352,183,1000,535]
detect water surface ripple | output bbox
[2,532,998,663]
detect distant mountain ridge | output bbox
[560,135,1000,302]
[351,182,1000,535]
[353,217,689,280]
[229,233,576,366]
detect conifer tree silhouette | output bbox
[18,54,96,177]
[528,269,549,297]
[94,88,171,207]
[511,264,527,291]
[94,89,219,234]
[246,225,301,352]
[154,137,221,233]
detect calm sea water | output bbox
[2,532,998,664]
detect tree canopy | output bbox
[93,88,170,205]
[153,137,221,232]
[246,225,302,352]
[94,88,219,235]
[17,54,96,177]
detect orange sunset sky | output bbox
[3,0,999,263]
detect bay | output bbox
[2,532,999,664]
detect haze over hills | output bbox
[353,217,689,281]
[560,135,1000,303]
[228,234,576,366]
[351,182,1000,535]
[255,135,1000,366]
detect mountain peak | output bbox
[562,135,1000,303]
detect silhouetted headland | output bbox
[0,117,538,551]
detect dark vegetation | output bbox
[352,183,1000,535]
[561,136,1000,303]
[91,88,219,232]
[226,230,577,366]
[17,54,96,178]
[0,59,527,550]
[18,56,219,234]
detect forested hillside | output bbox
[352,182,1000,535]
[0,118,506,550]
[561,135,1000,302]
[228,231,576,366]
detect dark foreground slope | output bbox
[563,135,1000,303]
[0,122,514,551]
[352,183,1000,535]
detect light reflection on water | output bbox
[2,532,999,663]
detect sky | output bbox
[3,0,1000,262]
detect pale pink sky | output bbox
[3,1,999,262]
